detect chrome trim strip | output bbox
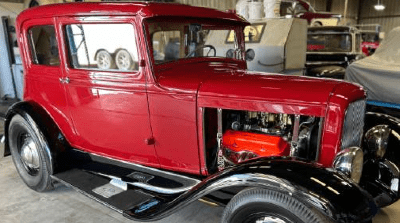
[308,32,351,35]
[290,115,300,156]
[88,152,201,184]
[92,172,195,195]
[306,52,353,55]
[306,61,345,65]
[315,118,324,161]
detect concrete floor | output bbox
[0,117,399,223]
[0,155,223,223]
[0,156,400,223]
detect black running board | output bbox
[55,149,201,195]
[52,149,205,221]
[52,170,154,213]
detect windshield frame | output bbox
[143,17,247,70]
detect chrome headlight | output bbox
[333,147,364,183]
[341,100,366,150]
[365,125,390,159]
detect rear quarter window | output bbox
[28,25,60,66]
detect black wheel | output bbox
[8,114,53,192]
[221,188,332,223]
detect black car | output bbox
[306,26,365,79]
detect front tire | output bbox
[221,188,332,223]
[8,114,53,192]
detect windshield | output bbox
[307,34,352,52]
[147,19,244,64]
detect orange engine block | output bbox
[222,130,291,163]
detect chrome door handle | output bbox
[59,77,70,84]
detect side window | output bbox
[65,24,139,71]
[152,31,181,63]
[28,25,60,66]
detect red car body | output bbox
[5,2,390,222]
[281,0,341,25]
[361,41,380,56]
[16,3,363,174]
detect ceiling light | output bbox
[374,0,385,10]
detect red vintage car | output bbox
[3,2,397,223]
[280,0,342,26]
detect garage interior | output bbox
[1,0,400,222]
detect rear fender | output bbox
[5,101,70,173]
[124,158,377,223]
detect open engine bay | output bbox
[204,108,323,173]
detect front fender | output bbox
[361,159,399,207]
[364,112,400,166]
[124,157,377,222]
[362,111,400,207]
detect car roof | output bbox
[17,2,247,25]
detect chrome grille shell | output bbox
[341,99,366,150]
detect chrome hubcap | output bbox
[255,216,287,223]
[20,137,40,170]
[98,53,110,68]
[116,52,131,69]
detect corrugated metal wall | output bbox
[331,0,359,25]
[359,0,400,34]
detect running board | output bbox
[54,149,201,196]
[52,170,154,213]
[51,149,212,221]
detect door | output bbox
[59,17,159,167]
[22,20,75,139]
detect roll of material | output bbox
[248,2,264,20]
[236,0,249,19]
[264,0,281,18]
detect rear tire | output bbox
[221,188,332,223]
[8,114,53,192]
[96,50,115,70]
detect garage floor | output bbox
[1,156,400,222]
[0,155,223,223]
[0,119,399,223]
